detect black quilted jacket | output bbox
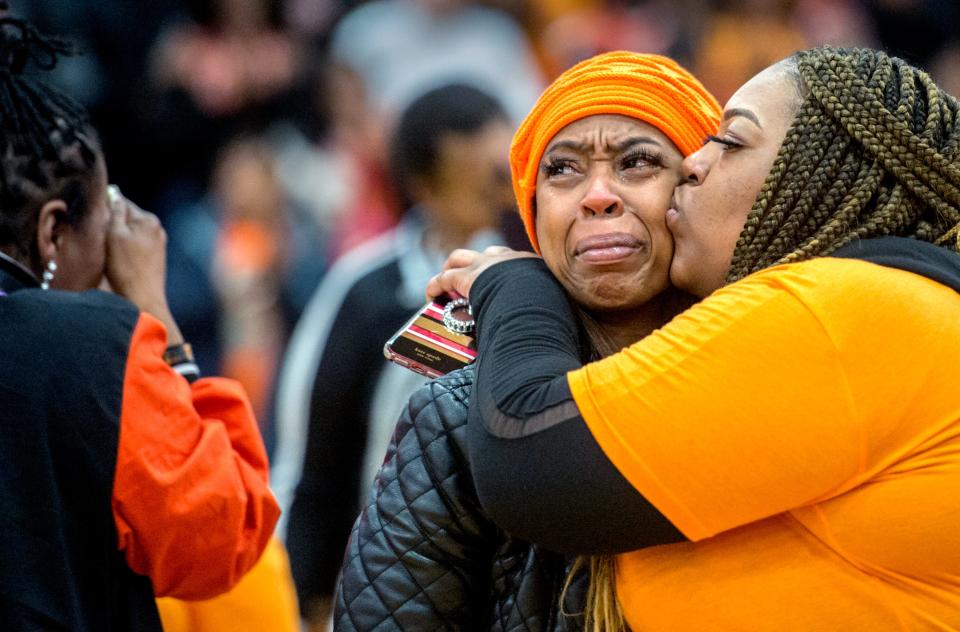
[334,366,587,631]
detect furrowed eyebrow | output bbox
[544,139,589,154]
[609,136,661,153]
[544,135,662,155]
[722,107,762,128]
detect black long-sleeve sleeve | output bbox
[467,258,685,554]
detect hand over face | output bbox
[104,186,169,315]
[426,246,539,301]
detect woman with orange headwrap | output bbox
[333,52,720,631]
[430,46,960,631]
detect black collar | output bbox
[0,251,41,295]
[833,236,960,294]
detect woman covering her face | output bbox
[429,47,960,630]
[0,12,279,629]
[334,52,720,630]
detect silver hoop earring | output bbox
[40,260,57,290]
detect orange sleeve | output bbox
[111,312,280,600]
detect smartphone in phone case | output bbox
[383,297,477,378]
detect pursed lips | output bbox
[574,232,645,264]
[666,193,683,229]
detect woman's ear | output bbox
[35,198,68,266]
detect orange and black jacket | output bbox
[0,262,280,631]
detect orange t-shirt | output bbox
[568,257,960,630]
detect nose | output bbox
[681,145,711,186]
[580,171,623,217]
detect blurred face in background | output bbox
[214,140,284,225]
[533,114,684,315]
[417,119,514,248]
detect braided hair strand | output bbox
[727,47,960,281]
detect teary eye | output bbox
[621,149,663,170]
[542,158,577,177]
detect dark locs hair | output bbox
[0,4,101,268]
[727,46,960,282]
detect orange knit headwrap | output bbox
[510,51,721,253]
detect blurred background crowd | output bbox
[14,0,957,449]
[7,0,957,628]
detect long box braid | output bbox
[728,46,960,282]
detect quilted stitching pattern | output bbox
[335,367,585,631]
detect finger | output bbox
[434,268,473,300]
[124,200,148,224]
[124,201,163,236]
[109,185,132,223]
[483,245,512,255]
[132,210,162,232]
[441,248,481,272]
[107,184,123,209]
[108,193,130,235]
[425,273,444,301]
[425,270,461,301]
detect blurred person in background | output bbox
[0,11,278,629]
[694,0,808,102]
[791,0,875,51]
[272,83,516,631]
[211,136,326,427]
[535,0,694,77]
[163,134,326,448]
[9,0,180,206]
[693,0,879,103]
[144,0,321,394]
[146,0,304,213]
[930,40,960,98]
[151,0,298,119]
[318,0,545,257]
[211,138,287,422]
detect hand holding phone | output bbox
[384,295,477,378]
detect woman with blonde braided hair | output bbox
[428,46,960,630]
